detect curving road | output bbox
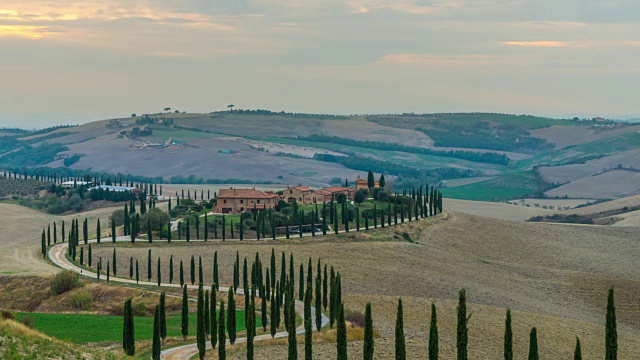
[48,237,329,360]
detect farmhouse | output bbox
[313,186,356,203]
[88,185,142,196]
[215,188,280,214]
[354,175,379,190]
[284,185,315,204]
[61,180,91,189]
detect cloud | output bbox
[501,41,570,47]
[0,25,62,39]
[374,53,496,66]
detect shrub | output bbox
[1,310,15,320]
[50,270,79,295]
[71,290,93,310]
[132,302,148,316]
[21,316,34,328]
[345,310,365,327]
[401,232,413,243]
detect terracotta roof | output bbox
[218,188,278,199]
[318,186,352,193]
[293,186,313,192]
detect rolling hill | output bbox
[1,111,639,200]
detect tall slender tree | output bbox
[304,315,312,360]
[197,284,206,360]
[364,302,374,360]
[227,290,236,344]
[182,285,189,341]
[574,337,582,360]
[160,291,167,345]
[605,287,617,360]
[504,309,513,360]
[429,303,439,360]
[528,327,539,360]
[395,298,406,360]
[336,303,347,360]
[123,299,135,356]
[211,287,217,349]
[456,289,468,360]
[152,305,161,360]
[218,301,226,360]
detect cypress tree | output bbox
[323,265,328,311]
[197,284,206,360]
[221,215,225,241]
[191,255,195,285]
[97,219,101,243]
[136,259,139,284]
[147,249,152,282]
[205,290,210,336]
[157,257,161,286]
[53,222,57,244]
[287,289,297,360]
[456,289,468,360]
[45,225,50,247]
[364,302,374,360]
[213,251,219,290]
[605,287,617,360]
[211,287,217,349]
[504,309,513,360]
[262,285,268,331]
[574,337,582,360]
[123,299,135,355]
[299,263,304,300]
[152,305,161,360]
[336,303,347,360]
[111,218,116,242]
[270,291,277,337]
[528,327,538,360]
[180,260,185,287]
[79,247,84,265]
[148,219,152,243]
[107,262,110,282]
[429,303,439,360]
[182,285,189,341]
[218,301,226,360]
[304,316,312,360]
[169,255,174,284]
[199,256,203,284]
[270,248,276,289]
[41,231,46,258]
[315,276,322,331]
[129,256,133,279]
[167,222,171,243]
[395,298,406,360]
[160,291,167,344]
[247,298,255,360]
[186,218,190,242]
[227,290,237,344]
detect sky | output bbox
[1,0,640,128]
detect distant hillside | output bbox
[1,111,638,199]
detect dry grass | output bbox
[87,211,640,358]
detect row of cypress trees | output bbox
[386,287,618,360]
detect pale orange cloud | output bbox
[502,41,569,47]
[0,25,60,39]
[375,54,496,67]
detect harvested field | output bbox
[538,148,640,184]
[89,212,640,358]
[445,198,554,221]
[545,170,640,199]
[321,118,434,148]
[0,203,125,275]
[566,194,640,216]
[528,125,638,149]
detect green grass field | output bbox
[16,310,252,344]
[442,171,542,201]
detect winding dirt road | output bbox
[48,237,329,360]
